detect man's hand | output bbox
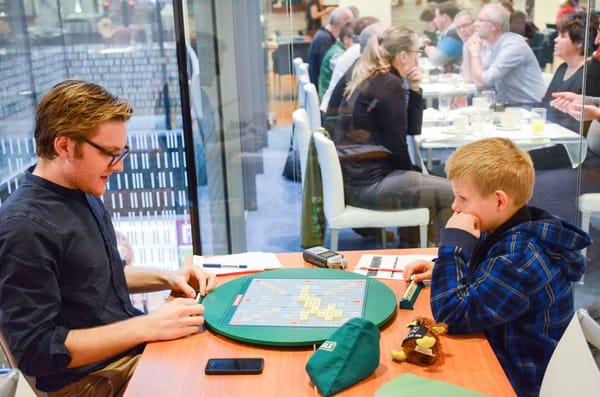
[446,212,481,239]
[167,256,217,298]
[142,297,205,341]
[403,259,434,283]
[466,35,482,56]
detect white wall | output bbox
[339,0,392,26]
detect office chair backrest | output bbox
[539,308,600,397]
[292,108,311,183]
[528,144,572,170]
[313,130,346,221]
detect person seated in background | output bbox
[555,0,582,26]
[0,80,217,395]
[307,7,354,92]
[322,22,386,134]
[509,10,538,44]
[305,0,334,38]
[320,16,380,114]
[541,12,600,134]
[403,137,591,397]
[419,4,439,47]
[318,22,354,102]
[424,1,463,72]
[333,26,454,244]
[453,10,476,79]
[462,3,545,106]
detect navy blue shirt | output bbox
[308,27,336,90]
[0,167,143,392]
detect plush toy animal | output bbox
[390,317,448,365]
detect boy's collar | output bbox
[492,206,532,236]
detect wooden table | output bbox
[124,248,516,397]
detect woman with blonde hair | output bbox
[334,26,453,245]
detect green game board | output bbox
[202,268,397,346]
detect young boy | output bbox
[404,138,591,397]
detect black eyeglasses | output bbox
[82,138,130,166]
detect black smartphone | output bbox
[204,358,264,375]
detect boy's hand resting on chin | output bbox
[446,212,481,239]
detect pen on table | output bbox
[196,291,205,333]
[202,263,248,269]
[359,267,404,273]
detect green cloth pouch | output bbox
[305,317,380,396]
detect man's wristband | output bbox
[472,53,480,58]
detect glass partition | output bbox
[0,2,597,287]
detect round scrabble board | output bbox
[202,268,397,346]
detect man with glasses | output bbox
[463,3,545,106]
[424,2,463,73]
[0,80,217,396]
[453,11,476,79]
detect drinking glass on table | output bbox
[482,90,496,109]
[500,107,523,129]
[438,93,451,116]
[530,108,547,133]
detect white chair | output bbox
[539,308,600,397]
[292,57,304,100]
[297,62,309,80]
[0,369,18,397]
[297,74,309,109]
[579,193,600,284]
[292,57,304,78]
[304,83,321,133]
[1,330,46,397]
[312,130,430,250]
[292,108,311,182]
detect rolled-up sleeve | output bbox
[0,215,72,376]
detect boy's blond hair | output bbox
[445,138,534,207]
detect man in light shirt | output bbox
[462,3,544,106]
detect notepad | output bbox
[375,373,488,397]
[193,252,282,276]
[354,254,435,280]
